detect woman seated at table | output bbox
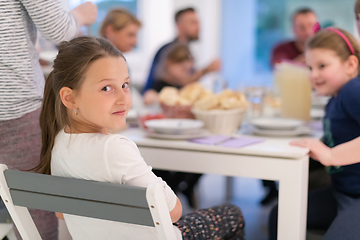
[99,8,141,53]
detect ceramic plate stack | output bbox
[144,119,209,139]
[251,118,310,137]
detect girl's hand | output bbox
[290,139,333,166]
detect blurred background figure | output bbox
[271,8,318,67]
[143,7,220,106]
[100,8,141,53]
[355,0,360,34]
[151,43,194,92]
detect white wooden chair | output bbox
[0,164,178,240]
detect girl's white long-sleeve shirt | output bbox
[51,129,182,240]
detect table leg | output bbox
[277,156,309,240]
[225,176,234,203]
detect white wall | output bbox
[221,0,257,90]
[124,0,175,87]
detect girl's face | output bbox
[71,57,132,133]
[305,48,356,96]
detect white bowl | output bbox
[191,108,246,134]
[251,118,303,130]
[144,119,204,135]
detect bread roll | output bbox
[179,82,204,104]
[178,97,192,106]
[159,87,179,106]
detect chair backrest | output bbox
[0,164,177,240]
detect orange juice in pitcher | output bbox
[274,61,312,121]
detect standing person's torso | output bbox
[323,76,360,198]
[0,0,77,121]
[51,130,182,240]
[0,0,44,120]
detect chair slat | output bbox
[10,189,155,227]
[4,170,148,208]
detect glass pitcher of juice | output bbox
[274,60,312,122]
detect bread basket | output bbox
[160,103,194,119]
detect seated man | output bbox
[271,8,317,67]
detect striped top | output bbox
[0,0,78,121]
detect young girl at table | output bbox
[269,25,360,240]
[34,36,244,240]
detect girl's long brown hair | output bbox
[35,37,124,175]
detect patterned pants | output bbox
[174,204,245,240]
[0,109,58,240]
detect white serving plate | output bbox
[251,118,303,130]
[310,109,325,119]
[253,126,311,137]
[144,119,204,135]
[145,129,210,140]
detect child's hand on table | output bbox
[290,139,333,166]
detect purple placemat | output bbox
[220,137,265,148]
[189,135,265,148]
[307,121,323,131]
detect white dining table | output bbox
[120,127,310,240]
